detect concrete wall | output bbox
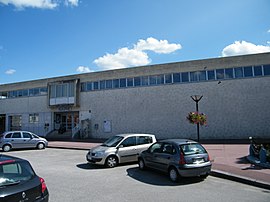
[80,76,270,140]
[0,95,53,136]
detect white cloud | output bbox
[5,69,16,75]
[76,66,92,73]
[268,29,270,33]
[94,48,150,70]
[221,41,270,57]
[65,0,78,7]
[135,37,182,54]
[0,0,57,9]
[0,0,79,9]
[94,37,181,70]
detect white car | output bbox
[0,131,48,152]
[86,133,157,167]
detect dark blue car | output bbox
[0,154,49,201]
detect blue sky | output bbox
[0,0,270,84]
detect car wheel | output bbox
[2,144,11,152]
[37,143,45,149]
[105,156,118,168]
[138,158,146,170]
[169,167,179,182]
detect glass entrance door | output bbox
[54,112,79,132]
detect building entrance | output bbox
[54,112,79,133]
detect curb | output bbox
[210,169,270,190]
[47,146,89,151]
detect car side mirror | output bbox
[117,145,124,149]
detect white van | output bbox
[86,133,157,167]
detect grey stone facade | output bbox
[1,53,270,140]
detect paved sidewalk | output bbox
[48,140,270,190]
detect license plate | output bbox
[193,158,204,164]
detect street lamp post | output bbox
[190,95,203,142]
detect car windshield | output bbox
[101,136,124,147]
[180,143,206,155]
[0,161,35,187]
[32,134,39,138]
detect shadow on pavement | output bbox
[126,167,205,186]
[235,156,250,164]
[76,163,106,170]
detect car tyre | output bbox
[138,158,146,170]
[2,144,11,152]
[37,143,45,150]
[105,156,118,168]
[169,167,179,182]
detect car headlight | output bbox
[95,151,105,157]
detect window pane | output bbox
[254,65,262,76]
[93,81,99,90]
[190,72,197,82]
[216,69,225,80]
[156,75,164,85]
[81,83,86,92]
[62,85,67,97]
[263,64,270,75]
[243,66,253,77]
[100,80,105,89]
[225,68,233,79]
[23,132,32,138]
[120,78,126,88]
[198,71,206,81]
[141,76,149,86]
[134,77,141,86]
[50,85,56,98]
[165,74,172,84]
[12,132,21,138]
[113,79,119,88]
[234,67,243,78]
[207,70,215,80]
[181,72,189,82]
[105,80,112,89]
[22,89,28,96]
[149,75,157,85]
[18,90,23,97]
[121,136,136,147]
[173,73,181,83]
[127,78,134,87]
[40,87,47,95]
[87,82,92,91]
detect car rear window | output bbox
[180,143,206,156]
[0,161,35,187]
[4,133,12,138]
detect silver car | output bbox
[86,133,157,168]
[138,139,212,182]
[0,131,48,152]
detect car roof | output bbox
[159,139,198,145]
[0,154,26,163]
[115,133,155,138]
[3,131,33,134]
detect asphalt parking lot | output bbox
[4,148,270,202]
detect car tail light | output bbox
[39,177,47,193]
[207,153,210,162]
[179,152,186,165]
